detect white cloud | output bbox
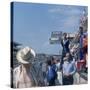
[48,6,83,16]
[48,8,63,13]
[48,6,82,33]
[63,16,79,27]
[56,16,80,33]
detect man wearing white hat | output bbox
[13,46,38,88]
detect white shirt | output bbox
[13,65,38,88]
[42,63,47,72]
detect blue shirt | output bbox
[63,60,76,76]
[47,65,57,81]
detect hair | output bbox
[79,26,83,34]
[51,56,55,61]
[66,52,73,61]
[79,26,83,30]
[63,33,67,36]
[47,60,52,65]
[57,59,60,62]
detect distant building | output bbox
[11,41,22,68]
[34,53,61,62]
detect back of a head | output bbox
[47,60,51,66]
[79,26,83,34]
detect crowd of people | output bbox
[44,26,88,86]
[42,53,76,86]
[13,26,88,88]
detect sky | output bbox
[13,2,87,55]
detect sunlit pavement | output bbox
[74,72,87,84]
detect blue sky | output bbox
[13,2,87,55]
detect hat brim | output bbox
[16,47,36,64]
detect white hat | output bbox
[16,46,36,64]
